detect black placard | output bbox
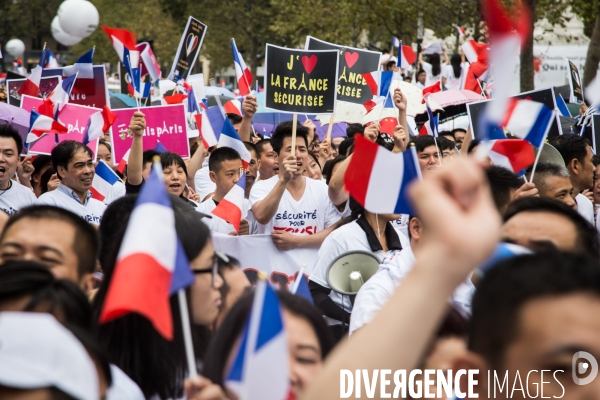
[566,59,584,103]
[466,87,562,140]
[593,115,600,155]
[264,44,339,114]
[168,16,207,81]
[305,36,381,105]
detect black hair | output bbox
[485,166,523,212]
[307,151,321,168]
[525,162,570,193]
[467,139,480,154]
[503,197,600,257]
[243,141,257,157]
[94,194,212,399]
[1,206,99,277]
[549,134,590,166]
[0,123,23,155]
[270,121,309,154]
[323,155,347,185]
[143,149,159,167]
[338,136,355,156]
[469,252,600,369]
[346,123,364,137]
[438,131,454,141]
[227,113,243,125]
[160,151,188,177]
[51,140,93,180]
[451,128,467,137]
[410,135,437,153]
[218,254,240,270]
[40,166,56,194]
[429,53,441,76]
[208,147,242,173]
[202,289,335,388]
[98,139,111,153]
[32,155,52,177]
[593,155,600,167]
[450,53,462,78]
[417,69,426,77]
[436,136,455,152]
[255,139,272,158]
[386,60,396,70]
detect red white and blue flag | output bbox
[201,106,225,149]
[399,44,416,69]
[47,73,78,117]
[423,99,439,137]
[101,26,138,72]
[219,118,252,169]
[91,160,121,202]
[116,148,130,175]
[231,39,253,96]
[486,139,535,174]
[18,65,43,97]
[27,109,68,145]
[224,98,243,117]
[225,279,289,400]
[362,71,395,112]
[422,81,442,103]
[63,49,95,94]
[499,99,554,148]
[462,40,488,64]
[455,25,467,37]
[212,172,246,232]
[83,105,117,145]
[99,160,195,339]
[344,135,421,214]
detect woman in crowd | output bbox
[202,289,334,400]
[304,151,322,181]
[442,51,467,90]
[418,48,449,87]
[97,139,114,168]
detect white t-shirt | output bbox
[442,63,468,90]
[421,62,443,87]
[308,217,410,325]
[106,364,144,400]
[249,175,339,235]
[196,195,256,235]
[576,193,595,226]
[102,180,126,205]
[37,183,106,224]
[0,180,36,215]
[194,158,216,201]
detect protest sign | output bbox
[211,234,318,289]
[265,44,339,114]
[592,115,600,155]
[43,65,110,109]
[110,104,189,163]
[305,36,381,105]
[167,16,207,81]
[20,95,100,156]
[6,76,61,107]
[466,87,562,140]
[566,59,584,103]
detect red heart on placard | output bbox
[344,52,359,68]
[301,55,318,74]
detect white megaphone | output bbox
[532,143,565,168]
[326,251,381,295]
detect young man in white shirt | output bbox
[197,147,252,235]
[255,139,279,181]
[249,121,339,249]
[0,125,36,215]
[37,140,106,224]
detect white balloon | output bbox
[5,39,25,57]
[51,16,83,46]
[57,0,99,39]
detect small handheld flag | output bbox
[91,160,121,202]
[231,39,253,96]
[211,173,246,232]
[83,106,116,144]
[18,65,43,97]
[218,118,252,169]
[27,110,68,145]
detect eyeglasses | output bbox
[192,251,229,287]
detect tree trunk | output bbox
[583,12,600,89]
[250,39,258,87]
[520,0,536,92]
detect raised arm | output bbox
[185,139,205,188]
[302,158,500,399]
[251,155,296,224]
[238,95,257,143]
[443,47,450,65]
[126,112,146,186]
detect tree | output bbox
[572,0,600,88]
[0,0,62,52]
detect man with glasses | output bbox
[197,147,254,235]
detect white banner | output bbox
[211,234,318,290]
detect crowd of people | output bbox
[0,71,599,399]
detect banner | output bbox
[264,44,339,114]
[466,87,562,140]
[43,65,110,109]
[167,16,207,81]
[20,95,100,156]
[566,58,584,103]
[305,36,381,105]
[211,234,318,290]
[6,76,61,107]
[110,104,189,163]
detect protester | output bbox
[31,155,59,197]
[526,162,576,207]
[486,165,537,213]
[441,51,467,90]
[452,128,467,149]
[414,69,426,89]
[304,151,322,181]
[214,253,250,328]
[330,136,345,158]
[419,50,449,87]
[97,139,113,167]
[0,205,99,291]
[0,125,36,214]
[439,130,456,143]
[255,139,279,181]
[36,140,106,223]
[411,135,445,173]
[203,289,334,399]
[243,141,258,198]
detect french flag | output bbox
[212,173,246,232]
[344,135,421,214]
[486,139,535,174]
[219,118,252,169]
[464,61,490,95]
[91,160,120,202]
[48,73,78,116]
[462,40,488,64]
[422,81,441,103]
[154,141,168,153]
[423,99,439,137]
[18,65,43,97]
[225,279,289,400]
[187,86,203,133]
[83,106,117,145]
[231,39,253,96]
[392,36,400,48]
[99,160,195,339]
[291,273,313,304]
[224,98,243,117]
[63,49,95,94]
[501,99,554,148]
[27,110,68,145]
[201,106,225,149]
[362,71,395,112]
[399,44,416,69]
[101,26,138,72]
[556,94,572,118]
[455,25,467,37]
[116,148,131,175]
